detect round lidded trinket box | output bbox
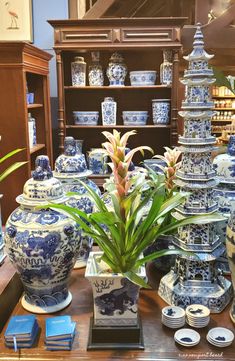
[5,155,81,314]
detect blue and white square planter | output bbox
[85,252,146,327]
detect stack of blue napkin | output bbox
[4,315,39,351]
[45,315,76,350]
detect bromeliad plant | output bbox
[48,130,224,287]
[0,141,27,183]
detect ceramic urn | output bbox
[5,155,81,314]
[54,137,101,268]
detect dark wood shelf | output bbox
[64,85,171,90]
[30,143,46,154]
[27,103,44,109]
[66,125,171,129]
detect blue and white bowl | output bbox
[130,71,157,86]
[122,111,148,125]
[73,111,99,125]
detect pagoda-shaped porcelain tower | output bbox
[158,24,232,312]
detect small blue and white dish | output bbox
[73,111,99,125]
[122,111,148,125]
[129,71,157,86]
[207,327,234,347]
[174,329,200,347]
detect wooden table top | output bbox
[0,262,234,361]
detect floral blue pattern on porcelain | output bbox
[87,148,108,175]
[129,71,157,86]
[152,99,170,124]
[213,136,235,183]
[106,52,127,86]
[101,97,117,125]
[73,111,99,126]
[71,56,86,86]
[122,111,148,125]
[4,155,81,314]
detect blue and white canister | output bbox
[71,56,86,86]
[5,155,81,314]
[101,97,117,125]
[106,52,127,86]
[152,99,171,124]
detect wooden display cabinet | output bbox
[0,42,53,223]
[49,18,186,164]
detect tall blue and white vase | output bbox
[158,24,232,313]
[0,195,6,265]
[213,136,235,274]
[226,211,235,323]
[88,51,104,86]
[101,97,117,125]
[106,52,127,86]
[54,137,101,269]
[160,50,173,86]
[4,155,81,314]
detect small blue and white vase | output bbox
[226,211,235,323]
[54,138,101,268]
[88,51,104,86]
[101,97,117,125]
[71,56,86,86]
[160,50,173,86]
[106,52,127,86]
[5,155,81,314]
[152,99,171,124]
[87,148,109,175]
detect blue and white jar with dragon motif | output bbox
[101,97,117,125]
[85,251,146,326]
[4,155,81,314]
[54,137,101,268]
[106,52,127,86]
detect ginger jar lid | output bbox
[213,136,235,184]
[16,155,68,206]
[54,136,92,179]
[109,52,124,63]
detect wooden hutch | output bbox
[49,18,186,161]
[0,43,53,222]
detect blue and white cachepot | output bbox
[106,52,127,86]
[226,211,235,323]
[54,137,101,268]
[4,155,81,314]
[101,97,117,125]
[152,99,171,124]
[85,252,146,326]
[87,148,109,174]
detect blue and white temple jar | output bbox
[71,56,86,86]
[5,155,81,314]
[152,99,171,124]
[87,148,109,174]
[54,137,101,268]
[106,52,127,86]
[226,211,235,323]
[101,97,117,125]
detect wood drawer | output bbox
[121,28,177,43]
[61,28,113,44]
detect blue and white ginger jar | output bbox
[54,137,101,268]
[106,52,127,86]
[5,155,81,314]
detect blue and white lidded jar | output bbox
[71,56,86,86]
[106,52,127,86]
[152,99,171,124]
[101,97,117,125]
[160,50,173,86]
[88,51,104,86]
[54,137,101,269]
[87,148,109,175]
[5,155,81,314]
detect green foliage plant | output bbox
[47,130,224,288]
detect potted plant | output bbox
[0,141,27,264]
[48,130,223,330]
